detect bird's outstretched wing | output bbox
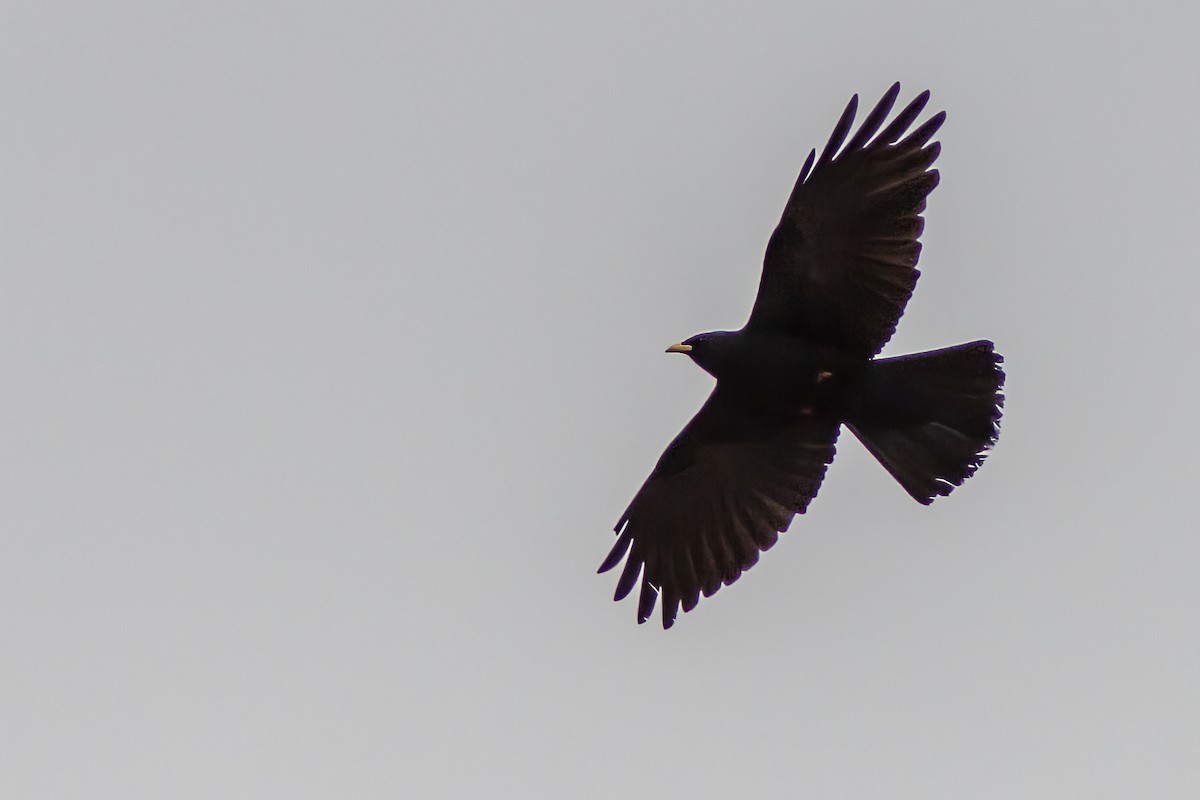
[599,388,839,628]
[747,83,944,357]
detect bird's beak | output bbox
[665,343,692,354]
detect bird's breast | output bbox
[712,333,857,416]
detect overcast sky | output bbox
[3,3,1198,798]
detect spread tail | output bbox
[846,340,1004,504]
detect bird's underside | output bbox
[601,84,1005,629]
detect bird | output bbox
[600,83,1005,629]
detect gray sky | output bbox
[3,2,1198,797]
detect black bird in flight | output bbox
[600,84,1005,628]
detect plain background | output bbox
[3,2,1198,797]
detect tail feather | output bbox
[846,340,1004,504]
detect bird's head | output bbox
[666,330,739,378]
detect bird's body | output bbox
[602,84,1005,628]
[679,329,853,412]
